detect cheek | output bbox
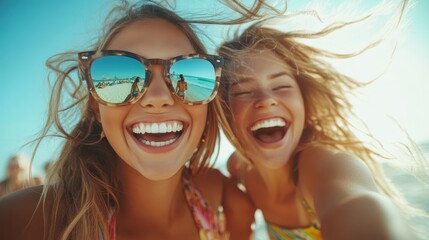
[285,92,306,129]
[230,100,247,122]
[189,104,208,133]
[99,106,114,126]
[98,105,128,136]
[280,92,305,115]
[294,93,306,121]
[229,101,250,137]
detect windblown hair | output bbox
[218,25,372,162]
[217,0,424,219]
[38,2,222,239]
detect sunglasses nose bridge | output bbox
[146,59,170,78]
[139,65,175,108]
[146,63,171,85]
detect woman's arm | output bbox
[298,147,414,240]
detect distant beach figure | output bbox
[123,76,141,102]
[176,74,187,99]
[0,154,40,197]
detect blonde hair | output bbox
[37,2,221,239]
[217,0,425,219]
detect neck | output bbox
[254,160,297,202]
[115,161,187,228]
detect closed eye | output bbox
[232,91,252,97]
[273,85,291,91]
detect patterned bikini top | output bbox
[183,177,229,240]
[267,223,322,240]
[266,197,322,240]
[103,176,229,240]
[237,152,323,240]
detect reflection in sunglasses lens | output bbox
[91,56,146,104]
[170,58,216,102]
[90,56,216,104]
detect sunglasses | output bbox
[78,50,224,106]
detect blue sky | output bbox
[0,0,428,180]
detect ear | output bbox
[88,96,101,122]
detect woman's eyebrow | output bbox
[231,77,253,87]
[231,71,293,87]
[269,71,293,79]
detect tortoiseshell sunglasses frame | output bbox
[78,50,223,106]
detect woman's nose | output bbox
[254,90,278,109]
[139,65,175,109]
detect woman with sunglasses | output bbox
[0,2,254,240]
[217,2,425,239]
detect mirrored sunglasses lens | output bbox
[90,56,146,104]
[169,58,216,102]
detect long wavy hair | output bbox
[38,2,224,239]
[217,0,426,220]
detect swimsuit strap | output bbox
[103,176,229,240]
[108,211,116,240]
[182,177,229,240]
[291,151,321,229]
[300,197,320,230]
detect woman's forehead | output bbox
[232,51,293,75]
[107,19,195,59]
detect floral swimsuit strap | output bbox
[103,177,229,240]
[182,177,229,240]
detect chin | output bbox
[137,162,183,181]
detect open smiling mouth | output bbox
[132,121,184,147]
[250,118,288,144]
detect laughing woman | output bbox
[217,1,426,239]
[0,2,253,240]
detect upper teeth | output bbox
[132,121,183,134]
[250,118,286,131]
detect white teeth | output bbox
[159,122,167,132]
[132,121,183,134]
[132,121,183,147]
[139,137,178,147]
[250,118,286,131]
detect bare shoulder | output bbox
[298,147,414,239]
[0,185,46,240]
[226,151,251,182]
[297,146,380,216]
[192,167,224,188]
[299,145,362,166]
[226,152,240,178]
[298,146,376,189]
[191,168,225,208]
